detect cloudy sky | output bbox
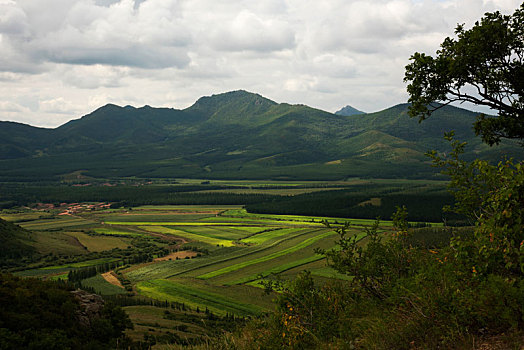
[0,0,520,127]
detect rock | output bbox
[71,289,105,327]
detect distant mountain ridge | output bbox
[0,90,520,181]
[335,105,365,116]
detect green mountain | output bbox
[335,105,365,116]
[0,90,519,181]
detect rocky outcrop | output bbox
[71,289,105,327]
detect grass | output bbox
[123,305,206,342]
[15,257,120,278]
[124,229,318,282]
[198,230,338,279]
[213,229,348,285]
[0,212,53,222]
[136,279,264,316]
[101,214,214,222]
[240,228,300,244]
[66,231,130,252]
[40,257,120,270]
[29,230,88,256]
[158,229,321,280]
[93,228,143,237]
[9,203,420,327]
[228,254,326,285]
[138,226,235,247]
[19,217,94,230]
[106,221,277,226]
[81,274,126,295]
[309,267,352,280]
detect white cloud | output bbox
[0,0,521,126]
[59,65,129,89]
[209,10,296,52]
[0,100,34,125]
[39,97,79,115]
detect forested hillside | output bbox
[0,273,131,349]
[0,91,520,182]
[0,218,36,267]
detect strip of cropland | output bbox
[135,279,264,316]
[198,229,337,279]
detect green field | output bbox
[9,203,400,318]
[106,206,387,316]
[19,217,95,230]
[81,274,126,295]
[139,226,236,247]
[136,279,264,316]
[198,230,337,279]
[66,231,130,252]
[93,228,143,237]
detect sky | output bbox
[0,0,521,127]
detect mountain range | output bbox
[0,90,520,181]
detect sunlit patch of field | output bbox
[198,229,337,279]
[166,229,319,279]
[100,213,214,222]
[131,205,243,211]
[209,229,366,286]
[101,271,124,288]
[93,227,143,237]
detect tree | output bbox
[427,132,524,277]
[404,4,524,145]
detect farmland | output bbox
[4,204,387,308]
[1,183,444,345]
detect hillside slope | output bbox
[0,91,519,181]
[0,218,35,266]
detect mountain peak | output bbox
[190,90,276,108]
[185,90,278,125]
[335,105,365,116]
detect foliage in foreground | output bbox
[217,136,524,349]
[405,4,524,145]
[0,273,132,350]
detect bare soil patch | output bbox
[101,271,124,289]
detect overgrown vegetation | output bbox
[0,218,36,267]
[0,273,132,349]
[229,171,523,348]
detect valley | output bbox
[1,178,446,346]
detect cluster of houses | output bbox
[33,202,114,215]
